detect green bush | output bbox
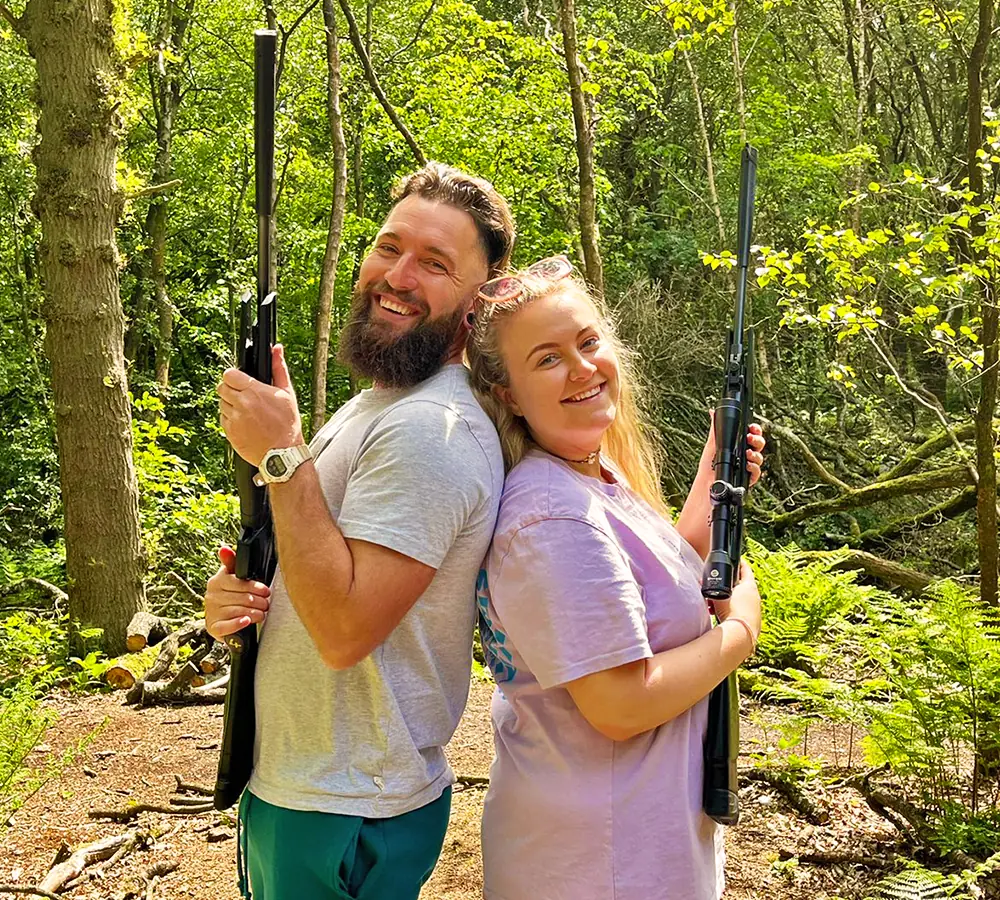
[749,540,873,673]
[132,391,239,590]
[0,678,56,827]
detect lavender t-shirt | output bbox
[478,450,724,900]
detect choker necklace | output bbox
[561,449,600,465]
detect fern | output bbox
[748,540,875,672]
[866,868,951,899]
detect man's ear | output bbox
[493,384,522,417]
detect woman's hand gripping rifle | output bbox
[214,29,278,813]
[701,144,757,826]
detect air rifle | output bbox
[213,28,278,812]
[701,143,757,827]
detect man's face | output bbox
[337,196,489,387]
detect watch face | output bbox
[266,455,288,477]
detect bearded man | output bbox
[206,162,514,900]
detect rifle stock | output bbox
[701,144,757,826]
[214,29,278,812]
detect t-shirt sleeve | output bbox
[489,518,651,689]
[337,400,491,569]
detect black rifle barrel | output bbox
[701,143,757,826]
[214,29,278,812]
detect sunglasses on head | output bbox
[477,255,573,304]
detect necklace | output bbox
[560,448,600,465]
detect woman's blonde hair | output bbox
[467,272,669,516]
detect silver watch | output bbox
[253,444,313,486]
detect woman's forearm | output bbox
[566,615,754,741]
[674,450,715,558]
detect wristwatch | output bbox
[253,444,313,486]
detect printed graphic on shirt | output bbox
[476,568,516,683]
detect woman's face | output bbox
[496,289,621,460]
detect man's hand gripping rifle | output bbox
[213,29,277,813]
[701,143,757,826]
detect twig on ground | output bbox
[778,849,895,869]
[744,767,831,825]
[455,774,490,790]
[89,802,214,822]
[0,885,64,900]
[173,774,213,795]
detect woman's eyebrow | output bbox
[526,327,592,361]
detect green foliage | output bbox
[864,854,1000,900]
[851,583,1000,852]
[0,676,103,832]
[748,540,871,672]
[0,678,55,828]
[132,392,239,587]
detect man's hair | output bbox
[393,162,515,276]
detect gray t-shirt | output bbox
[248,364,503,817]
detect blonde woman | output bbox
[467,257,764,900]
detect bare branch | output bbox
[863,330,978,484]
[383,0,437,67]
[0,4,24,35]
[767,464,975,531]
[337,0,426,165]
[127,179,183,200]
[759,416,851,492]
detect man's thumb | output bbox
[218,545,237,574]
[272,344,292,391]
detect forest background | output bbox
[1,0,1000,894]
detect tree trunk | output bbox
[682,48,726,249]
[24,0,146,654]
[147,0,194,390]
[968,0,998,607]
[557,0,604,298]
[310,0,349,436]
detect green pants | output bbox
[238,788,451,900]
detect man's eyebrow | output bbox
[374,232,456,267]
[426,245,457,267]
[526,327,592,361]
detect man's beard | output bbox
[336,281,468,388]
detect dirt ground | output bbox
[0,678,899,900]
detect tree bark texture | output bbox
[968,0,998,607]
[147,0,193,389]
[310,0,349,435]
[557,0,604,298]
[25,0,146,653]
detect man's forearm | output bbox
[267,461,358,665]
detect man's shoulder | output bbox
[379,367,500,450]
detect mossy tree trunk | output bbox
[23,0,146,653]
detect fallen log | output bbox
[0,578,67,612]
[777,849,894,869]
[125,620,211,705]
[37,832,138,893]
[105,645,162,690]
[126,611,172,651]
[61,830,149,891]
[136,670,229,707]
[743,767,830,825]
[799,549,935,594]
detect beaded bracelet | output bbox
[724,616,758,656]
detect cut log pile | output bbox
[105,613,230,707]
